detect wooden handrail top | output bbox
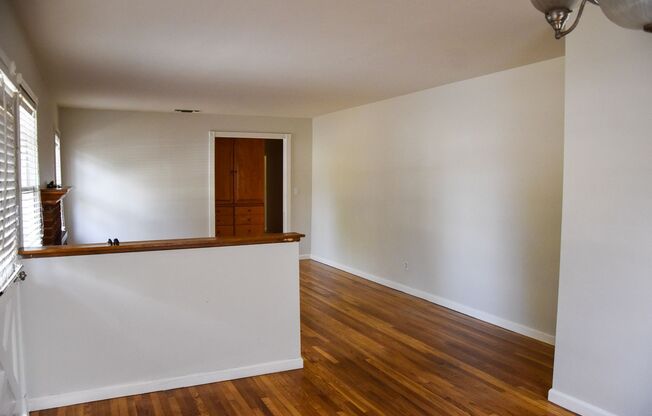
[19,232,305,259]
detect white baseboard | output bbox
[28,358,303,412]
[548,389,617,416]
[309,255,555,345]
[299,254,312,260]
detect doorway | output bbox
[208,131,291,237]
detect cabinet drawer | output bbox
[235,224,264,237]
[235,214,264,225]
[215,215,234,226]
[215,225,234,238]
[235,206,264,216]
[215,207,234,216]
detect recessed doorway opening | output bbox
[208,131,291,237]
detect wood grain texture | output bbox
[40,187,71,206]
[30,260,573,415]
[234,139,265,204]
[19,233,304,259]
[40,188,71,245]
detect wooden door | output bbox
[214,138,234,205]
[234,139,265,204]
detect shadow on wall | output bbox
[64,119,210,244]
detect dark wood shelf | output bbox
[40,187,71,205]
[19,232,304,259]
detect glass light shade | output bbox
[599,0,652,30]
[530,0,579,13]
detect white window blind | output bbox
[0,70,21,294]
[18,97,42,248]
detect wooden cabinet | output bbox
[234,139,265,204]
[214,138,265,237]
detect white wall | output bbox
[0,0,58,184]
[21,242,302,410]
[0,283,26,416]
[311,57,564,342]
[549,8,652,416]
[59,108,312,255]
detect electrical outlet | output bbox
[403,261,409,271]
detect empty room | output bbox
[0,1,650,415]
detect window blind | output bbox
[18,97,42,248]
[0,71,20,294]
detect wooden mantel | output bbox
[40,187,71,205]
[40,187,71,246]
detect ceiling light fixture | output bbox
[531,0,652,39]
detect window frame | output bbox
[54,132,62,186]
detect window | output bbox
[0,70,21,293]
[54,132,62,186]
[18,96,42,248]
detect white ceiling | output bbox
[11,0,563,118]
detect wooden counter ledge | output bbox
[19,232,305,259]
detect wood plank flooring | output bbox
[32,260,573,416]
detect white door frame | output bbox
[208,131,291,236]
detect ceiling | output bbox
[11,0,563,118]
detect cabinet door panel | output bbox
[215,138,234,204]
[234,139,265,204]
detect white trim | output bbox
[309,255,556,345]
[15,74,38,106]
[0,47,37,106]
[207,135,215,234]
[298,254,311,260]
[207,131,292,236]
[28,358,303,412]
[548,389,618,416]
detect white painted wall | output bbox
[59,108,312,255]
[20,242,302,411]
[0,283,26,416]
[549,8,652,416]
[0,0,58,184]
[311,58,564,342]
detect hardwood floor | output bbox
[32,260,572,416]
